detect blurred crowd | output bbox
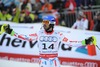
[0,0,100,32]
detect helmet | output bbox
[42,15,56,25]
[42,15,56,32]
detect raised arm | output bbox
[60,32,97,51]
[0,24,38,41]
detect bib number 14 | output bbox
[42,43,54,50]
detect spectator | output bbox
[93,13,100,32]
[65,0,76,11]
[7,1,16,15]
[11,7,20,23]
[52,0,65,12]
[33,0,42,12]
[19,0,32,12]
[41,0,53,12]
[24,11,32,23]
[0,0,4,11]
[71,15,81,29]
[32,0,42,16]
[19,10,25,23]
[19,8,36,23]
[25,7,36,22]
[71,11,89,30]
[0,7,12,21]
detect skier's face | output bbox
[42,20,50,29]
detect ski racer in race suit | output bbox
[0,15,97,67]
[0,15,72,67]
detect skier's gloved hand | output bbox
[0,24,13,34]
[0,24,7,34]
[4,24,13,34]
[82,36,96,46]
[85,37,93,44]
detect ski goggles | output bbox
[42,20,49,25]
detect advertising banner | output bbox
[0,21,100,67]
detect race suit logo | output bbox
[39,36,58,42]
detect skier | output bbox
[0,15,72,67]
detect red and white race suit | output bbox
[12,29,70,67]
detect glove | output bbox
[0,24,13,34]
[82,36,96,46]
[0,24,7,34]
[81,37,92,46]
[85,37,93,44]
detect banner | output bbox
[0,21,100,67]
